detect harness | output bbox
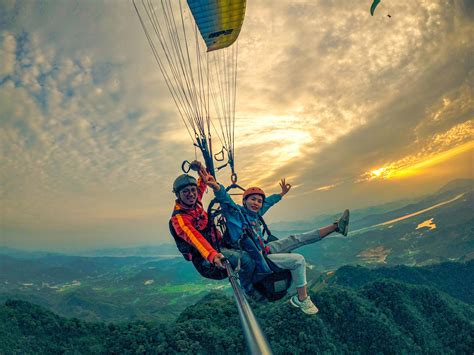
[169,200,292,301]
[169,204,227,280]
[243,215,292,301]
[215,205,292,301]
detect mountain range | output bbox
[1,261,473,354]
[1,179,472,324]
[289,178,473,270]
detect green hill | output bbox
[0,255,224,323]
[326,260,474,305]
[1,262,473,354]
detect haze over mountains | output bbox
[1,179,472,325]
[0,180,474,321]
[278,178,473,270]
[272,178,473,232]
[4,179,471,257]
[0,179,473,354]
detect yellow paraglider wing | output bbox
[187,0,246,52]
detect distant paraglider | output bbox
[370,0,391,18]
[370,0,380,16]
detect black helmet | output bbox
[173,174,198,194]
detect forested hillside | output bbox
[326,260,474,304]
[2,262,473,354]
[0,255,221,323]
[2,180,472,326]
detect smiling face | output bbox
[243,194,264,213]
[178,185,198,207]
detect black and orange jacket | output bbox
[170,177,218,263]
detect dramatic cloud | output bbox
[1,0,472,250]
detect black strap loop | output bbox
[181,160,191,173]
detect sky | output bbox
[1,0,473,251]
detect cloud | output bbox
[1,0,472,248]
[255,0,474,192]
[0,32,16,76]
[0,4,184,237]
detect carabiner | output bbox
[181,160,191,173]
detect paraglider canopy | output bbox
[188,0,246,52]
[370,0,381,16]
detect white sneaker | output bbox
[290,295,319,315]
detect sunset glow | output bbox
[361,140,473,182]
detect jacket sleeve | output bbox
[213,184,246,244]
[171,213,218,263]
[197,177,207,202]
[259,193,282,216]
[214,184,239,209]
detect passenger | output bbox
[199,166,350,314]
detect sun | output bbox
[370,167,387,178]
[362,166,395,181]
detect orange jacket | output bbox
[170,178,218,263]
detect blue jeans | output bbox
[221,247,255,293]
[239,237,272,274]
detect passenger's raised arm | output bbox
[279,178,292,197]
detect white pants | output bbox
[266,229,322,288]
